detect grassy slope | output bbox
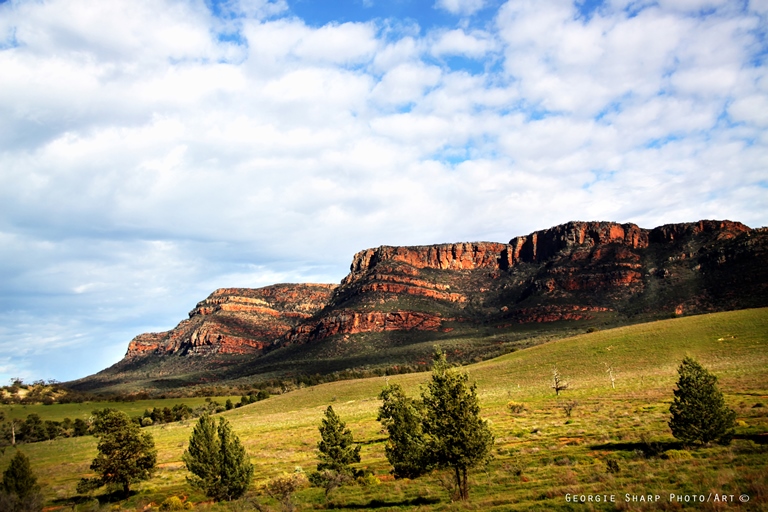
[2,308,767,510]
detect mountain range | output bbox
[69,219,768,394]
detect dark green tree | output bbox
[76,409,157,497]
[316,406,360,475]
[182,415,253,501]
[377,383,431,479]
[669,357,736,445]
[1,450,42,511]
[421,349,494,501]
[309,406,360,498]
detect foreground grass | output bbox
[2,308,767,510]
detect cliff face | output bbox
[125,284,336,357]
[119,219,765,360]
[283,219,761,343]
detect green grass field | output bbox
[2,308,767,511]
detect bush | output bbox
[265,470,308,511]
[356,473,380,487]
[507,402,526,414]
[159,496,188,511]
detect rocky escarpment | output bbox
[282,220,763,343]
[77,218,766,397]
[125,284,336,357]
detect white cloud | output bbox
[435,0,487,16]
[0,0,766,382]
[371,62,443,106]
[430,28,496,58]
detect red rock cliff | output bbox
[125,283,336,358]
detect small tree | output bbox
[310,406,360,498]
[1,450,43,512]
[316,406,360,474]
[669,357,736,445]
[76,409,156,497]
[182,415,253,501]
[377,383,431,479]
[421,350,494,501]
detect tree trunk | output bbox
[462,467,469,500]
[11,420,15,445]
[123,480,130,497]
[454,466,461,501]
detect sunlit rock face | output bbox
[122,219,765,357]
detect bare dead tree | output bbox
[604,363,616,390]
[551,366,568,396]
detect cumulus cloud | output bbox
[430,28,496,58]
[0,0,766,382]
[435,0,487,16]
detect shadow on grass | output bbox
[52,489,136,508]
[591,434,768,454]
[357,436,387,445]
[734,433,768,444]
[590,440,683,457]
[327,496,441,509]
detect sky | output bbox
[0,0,767,383]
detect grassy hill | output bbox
[2,308,767,510]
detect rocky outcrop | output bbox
[120,219,766,361]
[125,284,336,358]
[649,220,750,244]
[286,310,446,343]
[345,242,509,281]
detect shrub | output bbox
[507,402,526,414]
[356,473,380,487]
[159,496,187,511]
[265,470,308,511]
[561,400,578,417]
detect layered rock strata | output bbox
[122,219,765,358]
[125,284,336,357]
